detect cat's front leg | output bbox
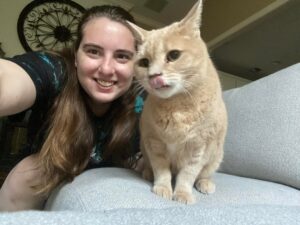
[145,139,173,200]
[173,146,206,204]
[152,166,172,200]
[173,166,201,204]
[195,138,224,194]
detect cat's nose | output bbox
[148,73,167,89]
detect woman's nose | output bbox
[99,56,114,75]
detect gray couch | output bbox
[1,64,300,224]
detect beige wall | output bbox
[0,0,27,56]
[218,70,250,90]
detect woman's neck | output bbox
[88,100,111,117]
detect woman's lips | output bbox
[96,79,116,88]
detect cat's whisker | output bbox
[163,75,197,90]
[133,85,145,97]
[182,80,198,89]
[132,78,146,87]
[136,88,146,97]
[182,87,198,110]
[132,81,146,96]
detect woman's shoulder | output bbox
[32,51,64,66]
[7,51,66,78]
[7,51,67,105]
[9,51,63,64]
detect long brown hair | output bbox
[36,5,138,195]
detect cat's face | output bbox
[131,0,208,99]
[134,26,208,99]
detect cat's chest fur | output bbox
[141,91,212,144]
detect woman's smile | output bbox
[95,79,116,88]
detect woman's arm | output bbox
[0,58,36,116]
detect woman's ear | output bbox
[74,54,77,67]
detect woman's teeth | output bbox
[97,79,114,87]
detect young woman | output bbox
[0,5,142,211]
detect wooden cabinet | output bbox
[0,117,28,186]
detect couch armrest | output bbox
[220,63,300,189]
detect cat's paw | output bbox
[152,184,172,200]
[173,190,195,204]
[195,179,216,194]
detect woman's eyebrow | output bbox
[82,43,103,50]
[82,44,134,56]
[116,49,134,57]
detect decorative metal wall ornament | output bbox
[17,0,85,52]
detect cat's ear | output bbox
[127,21,148,43]
[178,0,203,36]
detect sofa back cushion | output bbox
[220,63,300,189]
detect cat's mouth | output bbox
[149,75,170,89]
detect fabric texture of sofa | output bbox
[1,63,300,224]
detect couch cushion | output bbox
[45,168,300,211]
[221,63,300,189]
[1,205,300,225]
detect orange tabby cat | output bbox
[130,0,227,204]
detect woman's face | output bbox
[75,17,135,111]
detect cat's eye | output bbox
[166,50,181,62]
[138,58,150,68]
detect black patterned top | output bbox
[7,51,143,168]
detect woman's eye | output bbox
[86,49,100,56]
[166,50,181,62]
[115,52,132,63]
[117,53,130,60]
[138,58,149,68]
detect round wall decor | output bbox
[17,0,85,52]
